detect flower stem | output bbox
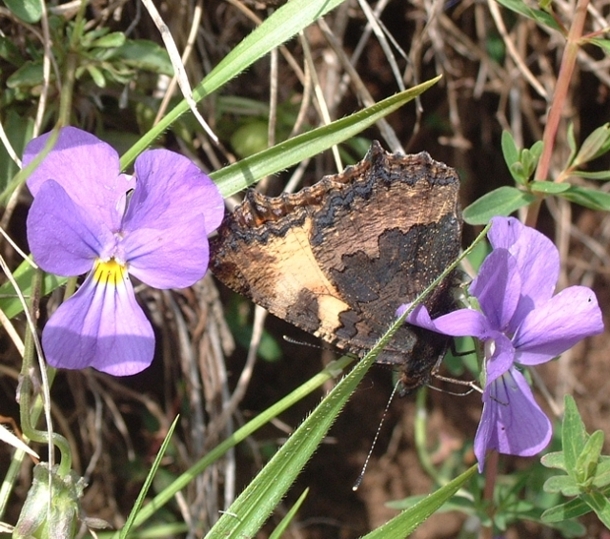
[58,0,88,126]
[482,450,499,539]
[18,269,72,477]
[526,0,590,227]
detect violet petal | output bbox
[26,180,115,276]
[489,217,559,313]
[513,286,604,365]
[42,270,154,376]
[24,127,131,230]
[124,149,224,233]
[474,368,552,470]
[122,149,223,288]
[125,219,210,289]
[403,304,494,339]
[470,249,520,331]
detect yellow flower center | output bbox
[93,259,127,286]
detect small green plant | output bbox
[542,396,610,528]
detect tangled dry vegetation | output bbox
[1,0,610,537]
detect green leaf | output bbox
[530,139,544,160]
[592,458,610,489]
[501,130,519,171]
[386,492,476,513]
[91,32,126,49]
[0,260,65,320]
[543,475,580,497]
[559,185,610,211]
[542,497,592,523]
[530,180,570,194]
[569,169,610,180]
[120,0,347,168]
[112,355,354,536]
[495,0,562,31]
[0,35,26,66]
[462,186,536,225]
[119,417,179,539]
[0,110,34,195]
[112,39,174,76]
[575,430,604,485]
[509,161,527,184]
[257,331,283,362]
[1,0,42,23]
[586,38,610,56]
[269,489,308,539]
[572,123,610,167]
[6,60,44,89]
[211,78,440,198]
[230,121,269,158]
[362,466,478,538]
[519,143,542,180]
[204,349,377,537]
[84,64,107,88]
[563,395,588,472]
[580,491,610,528]
[541,451,566,471]
[566,123,577,164]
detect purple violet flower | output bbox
[25,127,224,376]
[398,216,604,470]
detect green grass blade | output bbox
[120,0,346,168]
[211,77,441,198]
[0,260,64,319]
[269,489,309,539]
[104,356,354,538]
[204,347,381,538]
[362,466,478,539]
[119,416,180,539]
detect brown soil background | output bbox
[1,0,610,537]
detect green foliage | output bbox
[464,125,610,224]
[12,463,86,539]
[211,80,439,198]
[1,0,41,23]
[542,396,610,528]
[3,0,610,535]
[230,120,270,158]
[119,418,179,539]
[494,0,562,32]
[0,259,64,320]
[568,123,610,169]
[387,432,585,538]
[3,17,171,106]
[0,110,34,192]
[586,38,610,56]
[362,466,478,539]
[119,0,347,168]
[463,185,536,224]
[269,489,309,539]
[501,131,544,186]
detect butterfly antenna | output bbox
[282,335,321,349]
[352,380,400,491]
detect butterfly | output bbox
[209,142,462,394]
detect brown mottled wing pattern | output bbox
[209,141,462,392]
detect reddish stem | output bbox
[481,450,499,539]
[525,0,590,227]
